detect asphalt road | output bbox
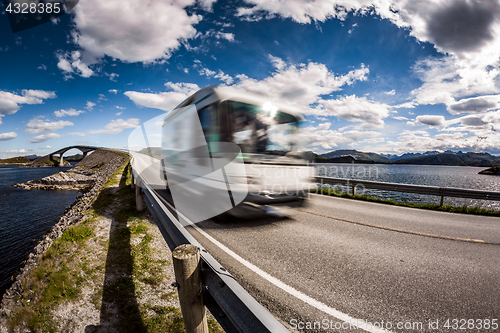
[131,152,500,332]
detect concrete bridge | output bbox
[50,146,98,166]
[32,146,99,166]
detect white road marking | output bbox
[132,153,392,333]
[189,222,392,333]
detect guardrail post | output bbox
[131,167,135,189]
[172,244,208,333]
[440,196,444,206]
[135,179,143,211]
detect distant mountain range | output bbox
[321,149,391,163]
[311,149,500,167]
[138,147,162,158]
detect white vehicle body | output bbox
[160,86,315,218]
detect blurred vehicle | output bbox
[160,86,315,219]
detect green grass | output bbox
[142,306,185,332]
[103,158,131,188]
[312,187,500,217]
[60,225,93,244]
[8,222,95,332]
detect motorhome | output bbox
[160,86,315,220]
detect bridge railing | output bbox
[315,176,500,205]
[130,159,289,333]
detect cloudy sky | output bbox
[1,0,500,158]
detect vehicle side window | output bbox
[197,103,219,147]
[218,101,231,143]
[199,107,211,137]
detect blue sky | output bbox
[1,0,500,159]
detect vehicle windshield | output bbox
[226,101,299,155]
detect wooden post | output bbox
[135,179,143,211]
[172,244,208,333]
[352,185,356,196]
[440,196,444,206]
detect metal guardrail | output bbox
[130,162,289,333]
[316,176,500,205]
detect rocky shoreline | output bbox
[12,171,96,191]
[0,149,127,320]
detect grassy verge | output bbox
[312,188,500,217]
[8,223,95,332]
[7,156,223,333]
[0,156,31,163]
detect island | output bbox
[478,166,500,175]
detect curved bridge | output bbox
[49,146,99,166]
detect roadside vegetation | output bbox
[6,156,223,333]
[313,187,500,217]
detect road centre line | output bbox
[139,155,390,332]
[187,221,393,333]
[297,207,496,245]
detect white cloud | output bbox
[198,0,217,11]
[393,128,500,154]
[89,118,140,135]
[57,51,94,78]
[25,119,74,135]
[28,133,61,144]
[314,95,391,127]
[125,82,200,111]
[197,65,234,84]
[109,89,118,94]
[0,89,56,117]
[61,0,200,75]
[447,94,500,115]
[393,101,417,109]
[106,73,119,82]
[457,115,488,127]
[237,1,500,117]
[86,101,96,110]
[66,132,87,137]
[233,56,369,107]
[384,89,395,95]
[408,115,446,126]
[56,56,73,73]
[0,132,17,141]
[236,1,500,60]
[297,122,383,152]
[5,149,29,153]
[193,29,237,45]
[54,108,85,117]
